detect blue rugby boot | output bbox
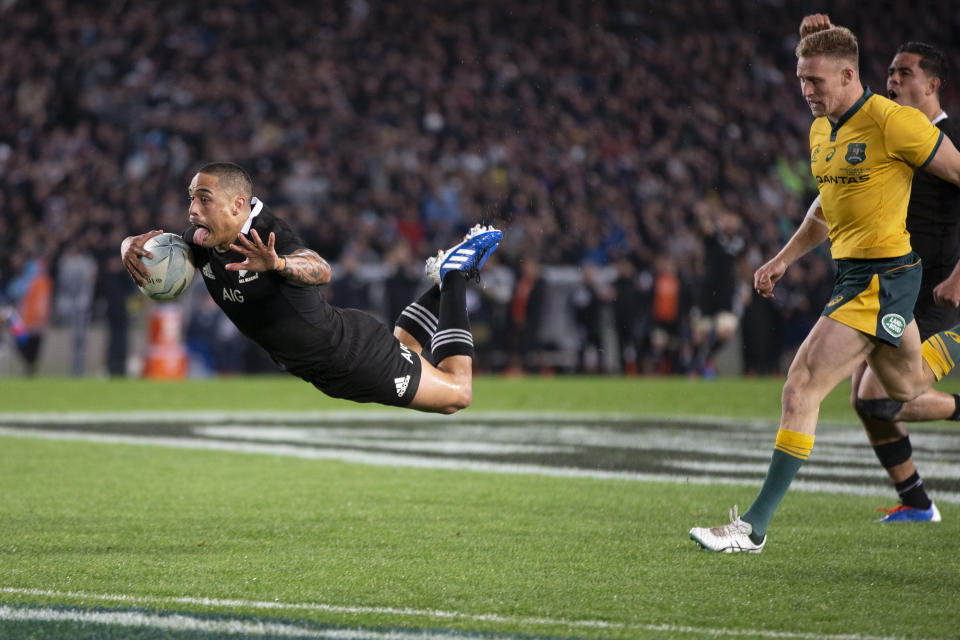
[876,502,942,523]
[429,225,502,286]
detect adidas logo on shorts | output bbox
[394,375,411,397]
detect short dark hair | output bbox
[896,41,949,91]
[197,161,253,199]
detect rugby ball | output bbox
[138,233,195,301]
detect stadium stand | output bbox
[2,1,959,376]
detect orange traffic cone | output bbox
[142,304,188,379]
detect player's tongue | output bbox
[193,226,209,245]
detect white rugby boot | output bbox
[689,505,766,553]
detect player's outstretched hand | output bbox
[754,257,786,299]
[799,13,832,38]
[933,275,960,308]
[120,229,164,286]
[226,229,280,272]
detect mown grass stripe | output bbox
[0,591,913,640]
[2,426,958,504]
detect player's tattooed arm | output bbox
[275,249,332,285]
[227,230,331,285]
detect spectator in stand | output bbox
[612,256,651,375]
[649,255,685,374]
[326,251,370,312]
[693,201,747,376]
[382,241,424,332]
[55,233,98,376]
[575,262,616,373]
[3,248,52,376]
[506,258,546,375]
[99,254,135,377]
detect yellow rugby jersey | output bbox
[810,88,943,259]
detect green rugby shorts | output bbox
[821,252,921,347]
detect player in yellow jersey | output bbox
[801,14,960,523]
[690,24,960,553]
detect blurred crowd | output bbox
[2,0,960,377]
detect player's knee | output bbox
[854,397,903,422]
[452,385,473,413]
[441,398,471,415]
[434,383,472,415]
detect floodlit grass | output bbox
[5,373,960,421]
[1,436,957,639]
[0,374,869,419]
[1,375,959,638]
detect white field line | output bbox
[0,588,922,640]
[4,425,956,502]
[0,605,459,639]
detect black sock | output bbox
[895,471,932,510]
[395,285,441,353]
[432,273,474,363]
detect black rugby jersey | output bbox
[184,199,352,376]
[906,114,960,274]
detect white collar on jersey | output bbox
[932,111,948,125]
[240,197,264,235]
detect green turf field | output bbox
[1,375,958,639]
[0,375,848,416]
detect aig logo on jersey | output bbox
[223,288,244,303]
